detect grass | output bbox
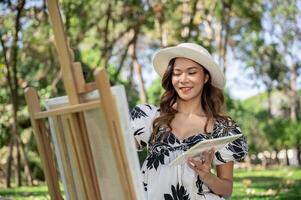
[232,167,301,199]
[0,185,50,200]
[0,167,300,199]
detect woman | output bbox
[130,43,248,200]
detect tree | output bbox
[0,0,34,187]
[268,0,301,122]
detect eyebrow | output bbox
[173,67,198,71]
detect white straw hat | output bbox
[152,43,225,89]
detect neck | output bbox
[175,98,205,116]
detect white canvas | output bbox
[45,85,145,200]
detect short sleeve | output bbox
[130,104,159,150]
[213,119,248,165]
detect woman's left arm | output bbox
[202,161,234,198]
[188,150,234,198]
[188,119,248,198]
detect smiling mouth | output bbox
[180,87,192,92]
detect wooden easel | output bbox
[24,0,141,199]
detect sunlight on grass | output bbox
[232,167,301,199]
[0,167,300,199]
[0,185,50,200]
[0,184,65,200]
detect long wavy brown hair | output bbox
[151,58,228,143]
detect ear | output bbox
[204,74,209,84]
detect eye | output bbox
[188,71,197,75]
[172,72,181,76]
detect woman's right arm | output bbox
[130,104,159,150]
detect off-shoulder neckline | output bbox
[169,120,219,142]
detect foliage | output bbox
[238,89,301,153]
[146,77,164,106]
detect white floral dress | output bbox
[130,104,248,200]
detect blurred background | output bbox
[0,0,301,199]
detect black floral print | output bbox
[130,105,149,120]
[166,132,181,145]
[133,127,144,136]
[146,143,171,170]
[140,140,147,148]
[196,176,205,196]
[181,134,209,149]
[215,151,226,163]
[227,137,248,161]
[164,183,190,200]
[143,182,147,191]
[133,126,148,148]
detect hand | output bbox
[187,148,215,179]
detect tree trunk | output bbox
[219,1,225,71]
[244,154,251,168]
[113,35,136,81]
[130,42,147,103]
[161,24,168,47]
[19,139,34,185]
[267,89,272,119]
[296,141,301,167]
[128,29,147,103]
[288,64,298,166]
[181,0,190,38]
[200,0,218,45]
[16,141,22,187]
[101,3,112,69]
[289,64,297,122]
[2,0,26,187]
[5,139,14,188]
[152,2,165,46]
[285,149,290,166]
[219,0,232,74]
[185,0,198,41]
[11,92,21,186]
[158,19,168,47]
[133,60,147,103]
[274,149,280,165]
[132,58,147,103]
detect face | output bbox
[171,57,209,101]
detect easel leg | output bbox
[24,87,63,200]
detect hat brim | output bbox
[152,46,225,89]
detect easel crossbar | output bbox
[34,100,101,119]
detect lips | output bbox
[180,87,192,92]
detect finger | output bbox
[187,157,195,167]
[195,164,207,173]
[189,157,198,166]
[198,154,205,164]
[203,150,211,164]
[189,157,204,169]
[201,157,205,164]
[188,158,201,171]
[208,149,215,161]
[187,160,196,169]
[202,150,208,158]
[201,150,208,163]
[204,149,214,165]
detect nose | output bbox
[179,73,188,83]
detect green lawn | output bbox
[0,167,300,199]
[0,185,50,200]
[232,167,301,199]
